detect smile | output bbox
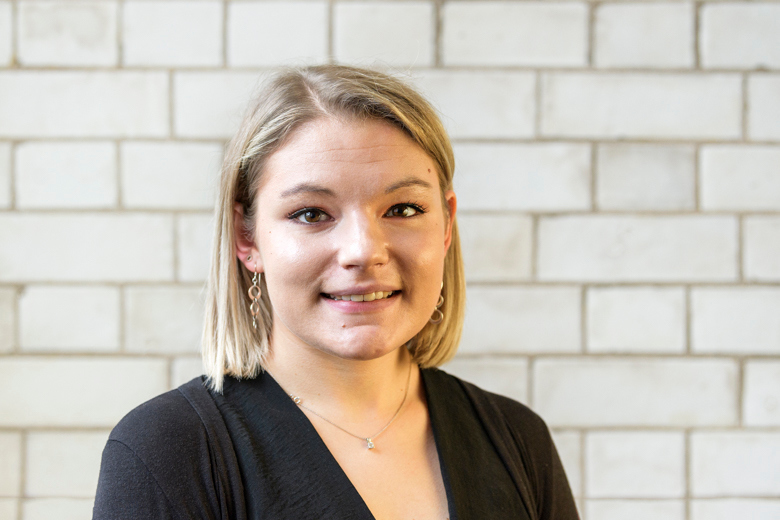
[324,291,396,302]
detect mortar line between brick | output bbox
[12,284,19,354]
[10,0,18,68]
[526,355,534,409]
[173,213,180,283]
[117,0,124,68]
[587,2,596,68]
[579,429,586,508]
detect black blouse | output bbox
[93,368,578,520]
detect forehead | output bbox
[259,117,438,195]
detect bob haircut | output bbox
[202,65,466,392]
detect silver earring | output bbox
[429,283,444,324]
[248,263,261,329]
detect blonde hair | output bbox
[202,65,465,392]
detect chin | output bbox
[319,335,406,362]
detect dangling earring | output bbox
[248,262,261,329]
[429,282,444,324]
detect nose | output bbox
[336,211,389,269]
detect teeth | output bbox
[328,291,394,301]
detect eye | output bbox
[290,208,329,223]
[386,203,425,218]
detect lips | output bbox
[324,291,396,302]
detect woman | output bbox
[93,65,578,520]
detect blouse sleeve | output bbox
[93,440,177,520]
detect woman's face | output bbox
[239,117,456,362]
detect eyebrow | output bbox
[280,177,433,198]
[384,177,434,194]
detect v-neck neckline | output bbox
[261,368,456,520]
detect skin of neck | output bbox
[265,323,417,422]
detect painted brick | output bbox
[18,1,117,66]
[691,432,780,496]
[19,286,119,352]
[594,3,693,69]
[749,75,780,141]
[0,288,14,353]
[538,216,738,282]
[0,142,9,208]
[541,73,741,139]
[744,361,780,426]
[596,143,695,211]
[458,215,532,282]
[228,1,327,66]
[745,217,780,281]
[700,146,780,211]
[22,499,94,520]
[550,430,581,497]
[174,72,261,139]
[0,214,173,282]
[0,357,168,426]
[0,71,169,138]
[453,143,590,211]
[586,500,685,520]
[691,499,780,520]
[442,2,587,67]
[125,286,204,354]
[0,432,21,496]
[15,141,116,209]
[413,71,535,139]
[533,358,738,427]
[442,357,528,403]
[122,0,222,67]
[0,500,17,520]
[334,2,434,67]
[701,4,780,69]
[178,214,213,282]
[460,286,580,354]
[691,287,780,354]
[172,356,203,388]
[586,431,684,497]
[587,287,686,353]
[121,142,221,209]
[26,431,108,497]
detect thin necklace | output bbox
[288,361,413,451]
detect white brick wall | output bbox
[18,1,118,66]
[16,142,117,209]
[442,2,587,67]
[122,1,223,67]
[228,1,328,66]
[594,3,694,69]
[2,1,779,518]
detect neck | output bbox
[265,332,416,421]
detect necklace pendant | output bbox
[366,438,375,450]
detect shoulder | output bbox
[424,367,553,447]
[109,377,210,451]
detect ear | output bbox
[233,203,263,273]
[443,190,457,252]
